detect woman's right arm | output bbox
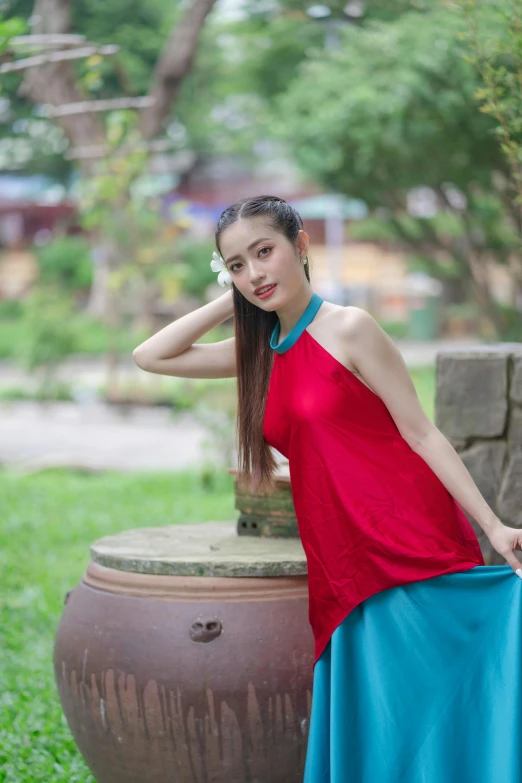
[132,289,236,378]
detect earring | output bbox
[302,256,308,265]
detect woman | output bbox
[134,195,522,782]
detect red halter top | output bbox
[262,292,485,664]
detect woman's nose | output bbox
[249,266,266,285]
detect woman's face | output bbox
[218,217,309,309]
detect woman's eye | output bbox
[230,247,271,273]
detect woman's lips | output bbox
[256,284,277,299]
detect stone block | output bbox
[458,439,507,513]
[511,354,522,404]
[508,405,522,445]
[447,437,469,451]
[435,346,512,439]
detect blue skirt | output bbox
[304,565,522,783]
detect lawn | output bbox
[409,364,436,422]
[0,468,236,782]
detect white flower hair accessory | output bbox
[210,251,232,287]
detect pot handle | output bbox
[189,618,223,643]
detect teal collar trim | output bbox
[270,292,324,354]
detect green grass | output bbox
[0,468,236,782]
[409,364,436,422]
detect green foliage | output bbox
[0,12,27,64]
[174,236,224,298]
[79,114,148,233]
[0,311,146,359]
[0,299,23,319]
[76,124,197,323]
[0,1,179,175]
[3,0,520,334]
[407,251,460,279]
[70,0,182,96]
[376,318,410,338]
[351,183,521,281]
[71,312,149,354]
[0,8,68,178]
[260,2,521,335]
[456,0,522,212]
[409,364,436,421]
[0,381,74,402]
[0,467,235,781]
[35,235,93,292]
[215,14,321,101]
[348,216,399,242]
[242,0,435,23]
[16,287,82,392]
[496,301,522,341]
[270,7,503,200]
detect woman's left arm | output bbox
[344,307,522,574]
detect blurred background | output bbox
[1,0,521,778]
[0,0,521,472]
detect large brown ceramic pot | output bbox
[54,521,314,783]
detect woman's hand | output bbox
[486,522,522,577]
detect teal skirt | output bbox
[304,565,522,783]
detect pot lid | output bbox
[90,520,307,578]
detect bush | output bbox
[35,235,93,292]
[497,303,522,342]
[6,286,83,399]
[0,299,23,318]
[174,237,223,298]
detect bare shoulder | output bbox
[310,303,378,381]
[317,303,375,330]
[341,305,376,332]
[319,304,380,346]
[322,305,394,383]
[338,306,392,347]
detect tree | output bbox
[13,0,218,160]
[456,0,522,299]
[1,0,219,396]
[256,4,522,335]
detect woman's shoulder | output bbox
[318,301,372,336]
[309,303,374,377]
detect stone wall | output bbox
[436,343,522,564]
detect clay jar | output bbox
[53,521,314,783]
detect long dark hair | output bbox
[215,195,311,495]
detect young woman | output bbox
[134,195,522,782]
